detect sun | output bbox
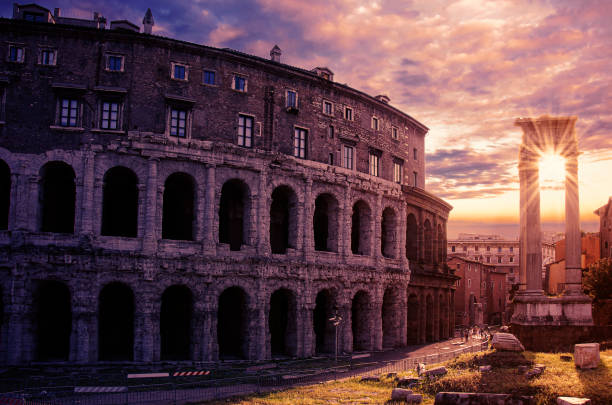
[539,152,566,187]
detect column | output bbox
[79,150,96,235]
[303,178,313,261]
[142,158,159,253]
[564,152,582,294]
[340,185,351,261]
[433,289,440,341]
[203,165,216,254]
[519,147,542,293]
[134,296,159,362]
[400,204,408,269]
[374,194,382,266]
[257,169,270,254]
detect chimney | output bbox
[54,8,61,17]
[143,8,154,35]
[270,45,281,63]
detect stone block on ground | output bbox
[526,368,543,379]
[560,355,572,362]
[491,333,525,352]
[479,365,492,372]
[518,365,529,374]
[574,343,600,369]
[424,366,447,378]
[434,392,533,404]
[534,364,546,371]
[397,377,421,387]
[391,388,421,403]
[361,375,380,382]
[557,397,591,405]
[386,372,397,379]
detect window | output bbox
[369,152,379,177]
[393,161,403,184]
[237,114,253,147]
[323,100,333,115]
[463,246,467,252]
[497,256,502,263]
[491,281,495,289]
[509,246,514,252]
[413,171,418,187]
[345,106,353,121]
[40,49,56,66]
[172,63,188,80]
[468,279,471,288]
[286,90,297,108]
[8,45,24,63]
[498,246,502,252]
[451,246,455,252]
[107,55,124,72]
[342,145,354,169]
[203,70,215,85]
[371,117,379,130]
[59,98,79,127]
[328,125,334,139]
[293,127,307,158]
[169,108,187,137]
[233,75,247,92]
[24,12,44,22]
[457,264,460,269]
[413,148,418,160]
[391,126,398,140]
[329,153,334,165]
[101,101,120,130]
[486,256,490,263]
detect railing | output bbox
[0,340,489,405]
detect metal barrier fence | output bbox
[0,340,489,405]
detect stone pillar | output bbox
[341,186,351,261]
[303,178,313,261]
[564,152,582,294]
[203,165,216,254]
[5,278,27,365]
[27,174,39,231]
[134,299,159,362]
[433,290,440,341]
[80,150,96,235]
[372,297,383,351]
[251,301,267,360]
[302,302,315,357]
[257,169,270,254]
[400,204,408,269]
[194,169,206,243]
[450,290,456,336]
[374,194,382,266]
[398,287,408,346]
[340,300,352,354]
[70,280,97,363]
[142,158,159,253]
[8,172,18,230]
[418,292,426,343]
[417,208,424,263]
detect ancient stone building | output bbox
[595,197,612,259]
[0,4,455,365]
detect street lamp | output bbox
[329,308,343,363]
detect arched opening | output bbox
[217,286,249,359]
[39,162,75,233]
[426,294,434,342]
[406,294,419,344]
[424,219,433,264]
[99,282,134,361]
[382,287,401,348]
[269,288,297,356]
[34,280,71,361]
[352,290,371,351]
[161,285,193,360]
[162,173,195,241]
[313,194,338,252]
[351,200,371,255]
[406,213,418,261]
[313,289,335,353]
[437,224,445,264]
[381,207,397,258]
[219,179,249,251]
[101,167,138,237]
[0,160,10,230]
[270,186,297,254]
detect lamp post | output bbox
[329,309,343,363]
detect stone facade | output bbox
[594,197,612,259]
[0,7,455,365]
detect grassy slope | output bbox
[196,349,612,405]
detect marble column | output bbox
[564,152,582,294]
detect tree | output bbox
[583,258,612,301]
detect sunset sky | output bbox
[4,0,611,238]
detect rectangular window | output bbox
[24,12,45,22]
[233,75,247,91]
[509,246,514,252]
[173,64,187,80]
[487,246,491,251]
[342,145,354,169]
[486,256,490,263]
[107,55,123,71]
[328,125,334,139]
[329,153,334,165]
[170,108,187,137]
[203,70,215,85]
[294,127,307,159]
[237,114,253,147]
[371,117,379,130]
[323,100,333,115]
[457,264,460,269]
[345,106,353,121]
[59,98,79,127]
[40,49,55,65]
[468,279,472,288]
[287,90,297,108]
[497,256,502,263]
[392,126,398,140]
[8,45,24,63]
[498,246,502,252]
[393,161,402,184]
[101,101,120,129]
[509,256,514,263]
[413,147,418,160]
[451,246,455,252]
[413,171,418,187]
[369,152,379,177]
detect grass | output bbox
[194,349,612,405]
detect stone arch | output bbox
[382,286,401,348]
[313,288,336,353]
[406,293,419,344]
[351,199,372,255]
[313,193,339,252]
[39,161,76,233]
[219,179,250,251]
[33,280,72,361]
[217,286,249,359]
[437,223,444,264]
[381,207,397,258]
[0,159,10,230]
[426,294,434,342]
[101,166,139,237]
[160,285,193,360]
[99,282,134,361]
[424,219,433,264]
[406,213,418,261]
[352,290,371,351]
[269,288,298,356]
[270,185,298,254]
[162,172,195,241]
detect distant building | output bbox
[595,197,612,259]
[545,233,601,294]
